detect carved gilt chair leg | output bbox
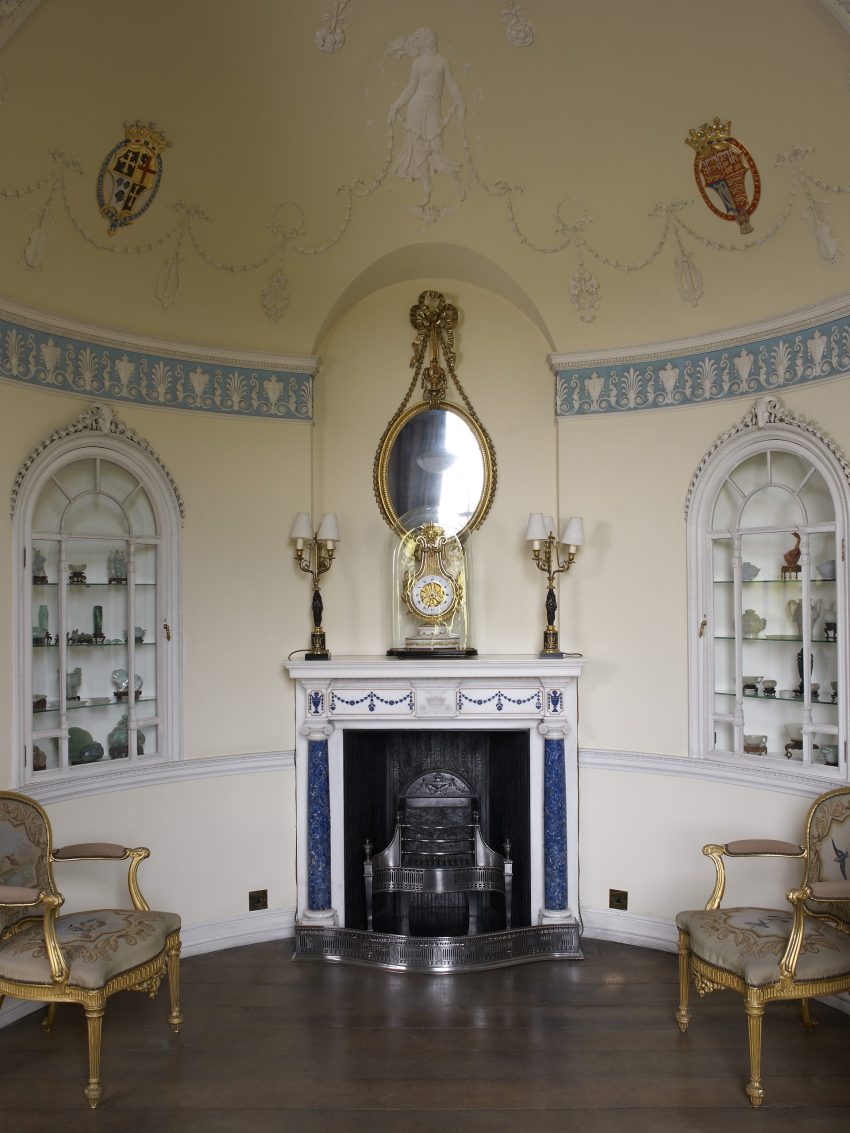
[166,932,183,1033]
[84,1006,105,1109]
[800,997,817,1032]
[42,1002,57,1032]
[675,930,691,1032]
[744,991,765,1108]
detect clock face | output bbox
[410,573,456,618]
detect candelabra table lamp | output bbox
[526,512,584,658]
[290,512,340,660]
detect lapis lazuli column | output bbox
[543,733,568,911]
[307,736,332,911]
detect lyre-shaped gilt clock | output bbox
[374,291,496,657]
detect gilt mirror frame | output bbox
[373,290,497,541]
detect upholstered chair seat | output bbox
[0,791,182,1108]
[0,907,182,989]
[675,787,850,1108]
[676,905,850,987]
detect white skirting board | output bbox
[0,905,296,1031]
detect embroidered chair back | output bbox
[802,786,850,932]
[0,791,57,936]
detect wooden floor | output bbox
[1,936,850,1131]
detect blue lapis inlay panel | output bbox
[554,314,850,417]
[543,736,567,910]
[307,738,332,910]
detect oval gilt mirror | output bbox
[373,290,497,540]
[376,400,494,537]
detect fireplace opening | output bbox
[343,730,531,934]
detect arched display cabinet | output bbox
[12,403,183,787]
[686,396,850,781]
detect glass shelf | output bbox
[717,690,838,704]
[32,582,157,588]
[713,578,836,585]
[33,695,157,714]
[31,641,155,649]
[715,635,836,644]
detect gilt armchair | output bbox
[0,790,182,1108]
[676,785,850,1107]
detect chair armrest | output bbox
[724,839,804,857]
[51,844,152,912]
[701,840,806,910]
[52,842,130,861]
[0,889,68,986]
[775,882,850,987]
[807,880,850,902]
[0,884,43,905]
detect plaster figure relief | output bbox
[387,28,466,207]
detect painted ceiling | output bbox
[0,0,849,356]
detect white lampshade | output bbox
[561,516,585,546]
[525,512,547,542]
[543,515,556,539]
[316,513,340,542]
[289,512,313,542]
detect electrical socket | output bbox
[248,889,268,911]
[609,888,628,911]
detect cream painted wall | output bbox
[559,374,850,756]
[0,380,308,929]
[4,292,850,942]
[36,772,295,926]
[314,280,556,656]
[0,380,313,780]
[1,1,850,971]
[579,768,812,920]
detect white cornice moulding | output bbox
[0,905,296,1032]
[0,297,317,422]
[0,297,320,376]
[549,292,850,371]
[24,750,294,806]
[578,748,841,799]
[550,292,850,418]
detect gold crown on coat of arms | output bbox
[685,117,733,155]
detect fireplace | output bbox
[286,655,583,971]
[343,729,531,934]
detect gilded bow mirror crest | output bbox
[373,290,497,541]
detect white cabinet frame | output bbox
[11,403,183,787]
[686,396,850,783]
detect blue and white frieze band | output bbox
[551,298,850,417]
[329,690,415,714]
[0,302,316,421]
[457,689,542,713]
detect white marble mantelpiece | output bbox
[286,655,584,932]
